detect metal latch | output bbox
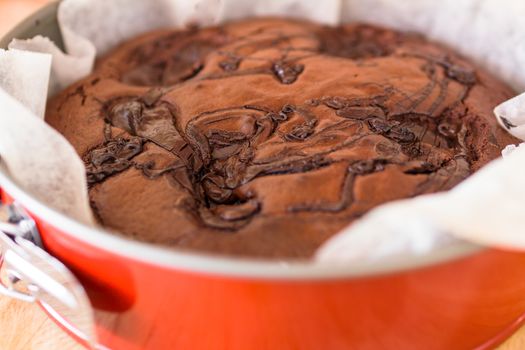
[0,201,100,349]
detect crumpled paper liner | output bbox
[0,88,93,225]
[1,0,525,262]
[0,47,94,225]
[495,92,525,140]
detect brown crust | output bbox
[46,18,518,259]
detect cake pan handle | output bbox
[0,200,104,350]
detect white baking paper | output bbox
[1,0,525,262]
[0,87,93,224]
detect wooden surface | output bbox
[0,1,524,349]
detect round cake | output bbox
[46,18,518,258]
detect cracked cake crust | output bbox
[46,18,518,258]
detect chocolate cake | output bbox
[46,18,518,258]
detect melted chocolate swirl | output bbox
[44,18,518,258]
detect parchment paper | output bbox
[1,0,525,262]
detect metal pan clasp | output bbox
[0,201,101,349]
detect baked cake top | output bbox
[46,18,517,258]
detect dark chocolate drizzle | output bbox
[122,33,229,86]
[85,137,144,185]
[272,61,304,84]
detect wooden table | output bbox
[0,1,523,349]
